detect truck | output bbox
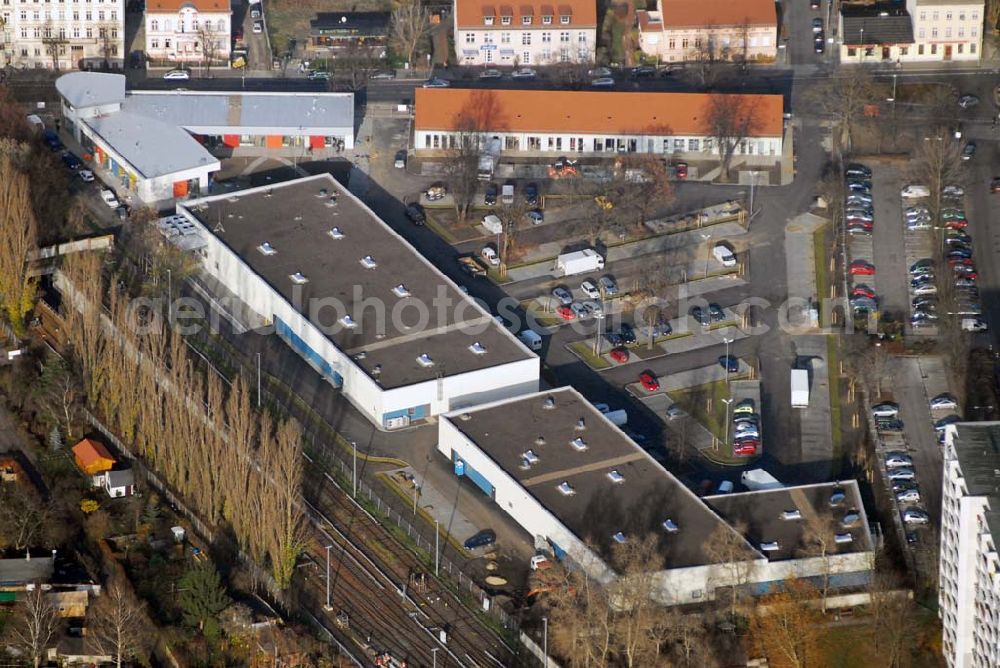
[556,249,605,277]
[477,137,502,181]
[791,369,809,408]
[457,254,487,278]
[741,468,784,491]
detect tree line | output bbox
[60,250,307,593]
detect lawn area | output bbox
[266,0,388,53]
[567,341,611,370]
[668,379,752,466]
[814,222,829,326]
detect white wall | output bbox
[146,8,232,63]
[454,25,596,66]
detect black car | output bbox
[43,129,63,152]
[631,65,657,78]
[691,306,710,326]
[605,330,624,346]
[485,182,498,206]
[61,152,82,170]
[405,203,425,225]
[619,323,636,345]
[708,303,725,322]
[525,182,539,206]
[463,529,496,550]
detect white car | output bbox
[581,300,603,317]
[901,185,930,199]
[887,468,916,481]
[100,188,119,208]
[897,489,921,503]
[78,169,95,183]
[580,280,600,299]
[712,244,736,267]
[913,283,938,296]
[481,246,500,266]
[885,454,913,468]
[252,21,263,34]
[929,393,958,410]
[871,402,899,417]
[511,68,537,79]
[943,185,964,197]
[162,69,190,80]
[251,8,261,18]
[903,509,930,525]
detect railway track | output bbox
[301,460,517,667]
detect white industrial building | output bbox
[438,387,874,604]
[173,173,540,429]
[55,71,354,205]
[0,0,125,70]
[940,423,1000,668]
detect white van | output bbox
[961,317,988,332]
[901,185,930,199]
[518,329,543,351]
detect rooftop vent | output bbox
[257,241,277,256]
[360,255,378,269]
[575,418,586,431]
[393,284,411,298]
[829,490,846,507]
[263,189,273,198]
[662,519,679,533]
[294,215,303,221]
[570,437,588,452]
[535,436,546,447]
[781,510,802,521]
[372,364,382,377]
[416,353,434,367]
[353,351,367,360]
[612,532,627,544]
[760,541,780,552]
[834,533,854,544]
[325,196,339,207]
[556,481,575,496]
[459,413,472,421]
[543,395,556,409]
[316,188,329,198]
[340,315,357,329]
[226,196,239,203]
[328,227,345,240]
[522,450,539,466]
[289,272,308,284]
[469,342,487,355]
[841,511,860,527]
[607,470,624,484]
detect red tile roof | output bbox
[147,0,228,12]
[415,88,784,137]
[455,0,596,28]
[659,0,777,28]
[71,438,116,470]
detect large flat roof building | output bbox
[175,173,539,429]
[438,387,873,603]
[940,423,1000,668]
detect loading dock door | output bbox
[454,457,495,498]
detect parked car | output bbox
[885,454,913,468]
[427,183,447,200]
[481,246,500,266]
[901,185,930,198]
[598,276,619,296]
[734,399,755,415]
[484,182,498,205]
[370,70,396,80]
[943,184,965,196]
[510,68,537,79]
[912,283,938,296]
[590,77,615,88]
[935,415,961,431]
[811,17,823,32]
[887,468,916,481]
[610,347,630,363]
[252,20,263,34]
[844,163,872,178]
[619,323,636,345]
[903,509,930,525]
[581,280,600,299]
[666,403,686,419]
[872,402,899,417]
[582,300,602,317]
[719,355,739,373]
[910,259,934,274]
[163,69,190,80]
[404,203,425,225]
[422,78,451,88]
[61,152,82,170]
[690,306,710,325]
[991,177,1000,193]
[479,68,502,79]
[99,188,119,208]
[850,260,875,276]
[958,94,980,109]
[526,209,544,225]
[712,244,737,267]
[708,303,725,322]
[851,284,876,299]
[930,393,958,410]
[77,169,95,183]
[464,529,496,550]
[570,302,590,319]
[552,287,573,306]
[393,150,406,169]
[639,371,660,392]
[524,182,539,205]
[962,142,977,160]
[631,65,657,78]
[556,305,576,321]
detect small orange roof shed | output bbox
[71,438,116,476]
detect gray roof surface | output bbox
[123,91,354,134]
[703,481,872,561]
[106,468,135,487]
[181,174,533,388]
[841,7,915,45]
[950,423,1000,542]
[0,557,54,585]
[446,387,748,569]
[55,72,126,109]
[87,111,218,179]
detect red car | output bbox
[610,347,630,363]
[675,162,688,179]
[556,305,576,320]
[948,257,974,267]
[734,443,758,456]
[945,219,968,230]
[846,218,874,228]
[851,285,876,299]
[639,371,660,392]
[850,260,876,276]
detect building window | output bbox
[959,13,965,20]
[483,15,493,25]
[542,14,551,24]
[688,138,699,151]
[151,38,158,48]
[972,28,978,37]
[973,11,979,20]
[73,27,79,37]
[946,12,952,20]
[900,46,908,56]
[217,18,224,31]
[958,44,963,53]
[918,44,924,55]
[522,33,530,45]
[19,28,26,38]
[578,32,586,43]
[465,32,475,44]
[542,31,551,43]
[560,15,569,24]
[932,12,938,20]
[931,44,937,54]
[560,48,569,62]
[703,138,713,153]
[958,27,964,37]
[932,28,938,38]
[72,9,77,18]
[501,32,510,43]
[522,15,531,25]
[847,47,856,56]
[668,39,675,49]
[694,38,701,48]
[97,9,103,19]
[681,38,688,48]
[945,27,951,38]
[918,29,925,38]
[34,47,40,56]
[522,51,530,63]
[164,38,170,48]
[673,138,684,151]
[541,48,550,60]
[483,32,493,43]
[560,31,569,42]
[501,15,510,25]
[919,11,926,20]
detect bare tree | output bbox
[867,566,916,668]
[703,521,758,618]
[89,573,153,667]
[33,353,80,440]
[390,0,431,69]
[748,578,824,668]
[687,28,730,88]
[7,586,58,668]
[0,156,39,337]
[196,24,223,77]
[444,90,507,222]
[607,535,668,668]
[331,42,382,92]
[98,22,119,70]
[701,94,762,182]
[911,130,963,227]
[41,21,68,71]
[0,484,51,550]
[805,70,885,153]
[798,512,839,611]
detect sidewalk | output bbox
[793,336,834,476]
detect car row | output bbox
[731,398,759,457]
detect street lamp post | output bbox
[324,544,333,611]
[859,28,864,62]
[701,233,712,278]
[432,648,439,667]
[351,440,357,497]
[543,617,549,668]
[723,337,734,388]
[435,518,440,576]
[723,397,734,449]
[256,352,262,408]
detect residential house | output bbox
[144,0,231,66]
[839,4,915,63]
[306,12,390,57]
[906,0,983,62]
[0,0,125,70]
[97,468,136,498]
[415,88,786,176]
[71,438,116,476]
[453,0,597,67]
[940,422,1000,668]
[637,0,778,63]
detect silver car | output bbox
[598,276,619,296]
[552,287,573,305]
[887,468,916,481]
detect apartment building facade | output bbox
[453,0,597,67]
[144,0,231,66]
[0,0,124,70]
[906,0,983,62]
[636,0,777,63]
[940,423,1000,668]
